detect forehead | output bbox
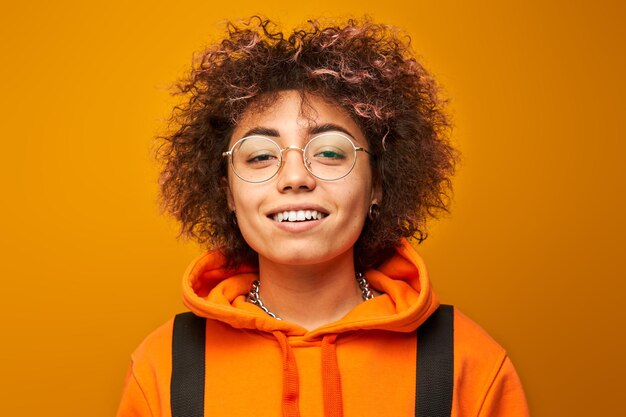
[231,90,365,143]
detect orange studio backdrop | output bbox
[1,1,624,416]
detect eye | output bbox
[314,149,346,160]
[244,151,279,169]
[247,152,278,163]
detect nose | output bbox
[276,147,317,192]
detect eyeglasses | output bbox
[222,132,372,183]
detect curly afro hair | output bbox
[158,16,457,270]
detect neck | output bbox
[256,252,363,331]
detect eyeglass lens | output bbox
[231,134,357,182]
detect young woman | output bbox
[117,17,529,417]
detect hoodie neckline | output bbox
[182,238,439,338]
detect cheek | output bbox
[337,182,373,229]
[346,171,374,209]
[228,181,266,237]
[228,175,250,210]
[230,183,256,214]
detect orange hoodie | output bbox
[116,240,530,417]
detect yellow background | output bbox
[1,0,624,415]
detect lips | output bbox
[270,209,328,223]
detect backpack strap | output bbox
[415,304,454,417]
[170,305,454,417]
[171,312,207,417]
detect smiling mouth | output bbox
[271,210,328,223]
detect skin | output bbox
[226,90,381,330]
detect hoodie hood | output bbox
[182,238,439,338]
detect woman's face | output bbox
[226,90,381,268]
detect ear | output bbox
[222,177,235,211]
[370,178,383,205]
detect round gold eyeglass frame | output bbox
[222,131,373,183]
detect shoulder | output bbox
[129,317,176,381]
[451,308,529,417]
[116,317,177,417]
[425,306,509,397]
[452,307,509,385]
[453,308,507,360]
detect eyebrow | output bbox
[240,127,280,138]
[309,123,356,139]
[240,123,356,141]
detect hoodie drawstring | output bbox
[273,331,301,417]
[272,332,344,417]
[321,334,344,417]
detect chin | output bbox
[256,242,355,269]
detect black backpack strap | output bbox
[415,304,454,417]
[171,312,207,417]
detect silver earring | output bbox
[368,203,380,221]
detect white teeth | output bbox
[272,209,327,222]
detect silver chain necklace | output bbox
[247,272,374,321]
